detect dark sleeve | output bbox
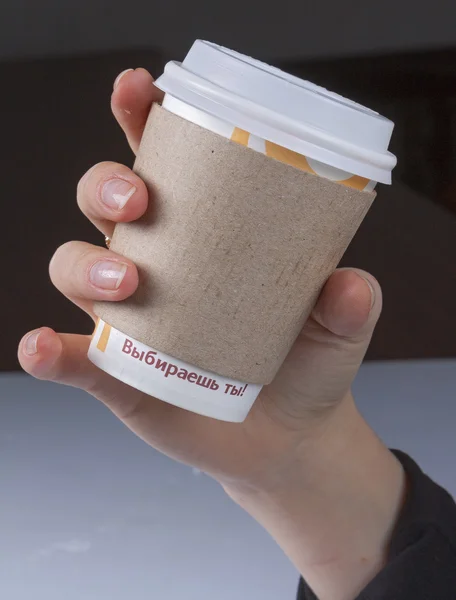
[297,451,456,599]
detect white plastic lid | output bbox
[155,40,397,184]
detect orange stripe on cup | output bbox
[265,141,316,174]
[97,323,112,352]
[231,128,250,146]
[232,129,371,191]
[266,140,370,190]
[338,174,370,191]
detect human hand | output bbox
[19,68,404,599]
[18,65,381,486]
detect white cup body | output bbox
[89,320,262,423]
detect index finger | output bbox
[111,68,164,154]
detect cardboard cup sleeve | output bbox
[94,105,375,385]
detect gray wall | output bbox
[2,0,456,62]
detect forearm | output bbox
[223,394,406,600]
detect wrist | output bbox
[223,394,406,600]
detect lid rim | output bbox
[155,59,397,184]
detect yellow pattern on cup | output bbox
[231,128,250,145]
[230,128,371,191]
[337,174,371,191]
[96,323,112,352]
[264,141,316,174]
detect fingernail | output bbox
[114,68,134,89]
[360,276,376,309]
[90,261,128,290]
[102,179,136,210]
[24,330,41,356]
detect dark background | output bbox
[2,1,456,371]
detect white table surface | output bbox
[1,360,455,600]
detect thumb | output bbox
[264,269,382,418]
[311,268,380,341]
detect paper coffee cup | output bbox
[89,40,396,423]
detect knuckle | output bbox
[48,242,70,284]
[50,240,77,263]
[72,244,100,277]
[77,161,139,212]
[77,163,101,196]
[49,241,91,283]
[77,162,116,200]
[49,241,71,273]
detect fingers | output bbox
[49,241,138,317]
[311,269,381,340]
[18,328,143,407]
[77,161,149,236]
[111,68,164,154]
[19,328,95,387]
[76,68,161,237]
[17,327,181,446]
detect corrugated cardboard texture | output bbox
[95,105,375,384]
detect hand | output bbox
[19,68,405,600]
[18,67,378,480]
